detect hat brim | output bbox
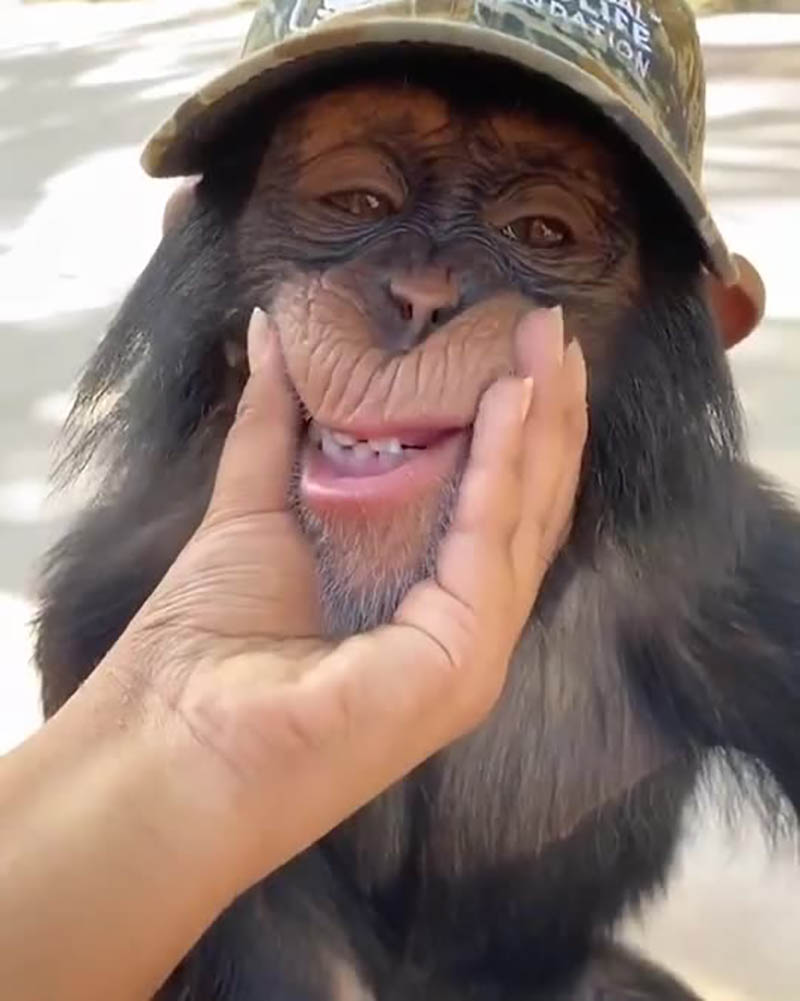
[142,17,738,284]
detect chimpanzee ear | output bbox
[162,177,202,236]
[705,253,766,351]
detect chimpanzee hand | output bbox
[99,304,587,890]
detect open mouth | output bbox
[300,418,469,514]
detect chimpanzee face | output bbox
[231,81,642,632]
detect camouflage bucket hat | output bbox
[142,0,736,283]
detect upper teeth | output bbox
[311,422,407,455]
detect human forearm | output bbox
[0,674,241,1001]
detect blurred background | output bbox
[1,1,799,998]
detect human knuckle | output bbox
[436,597,478,673]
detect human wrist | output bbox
[76,662,257,902]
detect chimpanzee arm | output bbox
[383,941,704,1001]
[559,941,704,1001]
[154,850,388,1001]
[627,472,800,819]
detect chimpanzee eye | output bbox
[322,190,395,220]
[500,216,572,248]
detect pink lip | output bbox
[300,428,469,516]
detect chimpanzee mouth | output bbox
[309,419,458,470]
[300,418,469,513]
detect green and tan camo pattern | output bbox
[243,0,705,178]
[141,0,734,281]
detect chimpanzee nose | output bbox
[388,267,460,347]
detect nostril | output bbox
[388,271,460,338]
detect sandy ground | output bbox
[1,3,799,998]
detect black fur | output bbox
[36,52,800,1001]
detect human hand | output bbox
[93,304,588,892]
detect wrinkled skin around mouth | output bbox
[272,277,531,431]
[270,277,536,633]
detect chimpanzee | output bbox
[35,0,795,999]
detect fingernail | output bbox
[521,377,534,423]
[247,306,271,373]
[564,338,588,400]
[546,305,565,352]
[516,306,565,380]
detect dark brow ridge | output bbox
[284,110,622,219]
[293,118,455,167]
[293,130,609,183]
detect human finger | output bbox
[539,338,588,555]
[386,376,535,704]
[511,308,586,590]
[162,177,200,235]
[206,307,299,521]
[440,375,532,550]
[418,374,533,623]
[514,305,565,376]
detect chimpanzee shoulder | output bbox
[621,463,800,819]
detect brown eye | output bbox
[500,216,571,248]
[323,190,395,221]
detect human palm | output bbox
[99,304,586,886]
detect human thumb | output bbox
[206,307,300,520]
